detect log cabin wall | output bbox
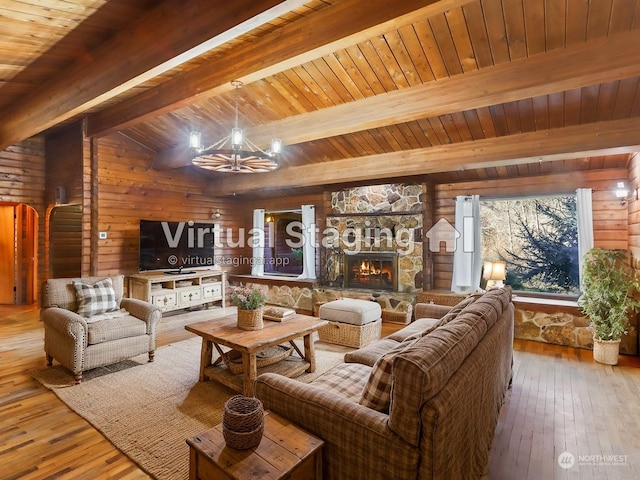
[0,139,45,304]
[44,123,86,278]
[431,167,630,290]
[93,134,231,277]
[629,153,640,266]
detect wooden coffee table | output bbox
[185,313,328,396]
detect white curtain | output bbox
[451,195,482,293]
[576,188,594,288]
[298,205,317,279]
[251,208,265,276]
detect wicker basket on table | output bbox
[223,345,293,375]
[222,395,264,450]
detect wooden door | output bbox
[49,205,82,278]
[0,206,16,304]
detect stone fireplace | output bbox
[344,252,398,291]
[323,183,424,293]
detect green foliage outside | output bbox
[481,196,579,294]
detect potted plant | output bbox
[579,248,640,365]
[230,285,267,330]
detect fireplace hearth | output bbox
[344,252,398,291]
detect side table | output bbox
[187,411,324,480]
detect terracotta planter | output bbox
[593,337,621,366]
[237,307,264,330]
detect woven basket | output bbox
[593,338,621,366]
[223,395,264,450]
[381,305,413,325]
[224,345,293,375]
[237,307,264,330]
[317,319,381,348]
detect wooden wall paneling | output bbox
[628,153,640,265]
[84,130,95,276]
[95,135,231,277]
[431,167,630,290]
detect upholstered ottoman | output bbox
[317,298,382,348]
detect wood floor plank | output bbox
[2,306,640,479]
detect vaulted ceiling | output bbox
[1,0,639,197]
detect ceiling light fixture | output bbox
[189,81,281,173]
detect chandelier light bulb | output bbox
[189,131,201,150]
[231,127,243,149]
[270,138,282,155]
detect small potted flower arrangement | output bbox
[230,284,267,330]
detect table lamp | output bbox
[483,261,506,289]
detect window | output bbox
[480,195,579,295]
[263,211,303,275]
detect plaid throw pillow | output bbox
[359,337,419,412]
[73,278,119,318]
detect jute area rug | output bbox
[33,336,348,480]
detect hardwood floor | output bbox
[1,305,639,479]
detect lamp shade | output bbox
[483,261,506,289]
[488,261,506,281]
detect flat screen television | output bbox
[139,220,217,272]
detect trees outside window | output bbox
[480,196,579,295]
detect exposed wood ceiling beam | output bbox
[245,30,640,146]
[0,0,304,151]
[204,117,640,196]
[86,0,474,139]
[156,29,640,169]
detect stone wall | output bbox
[325,183,423,293]
[227,276,315,313]
[514,307,593,348]
[514,302,638,355]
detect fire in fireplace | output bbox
[344,252,398,291]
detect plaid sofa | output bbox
[41,275,161,383]
[255,287,514,480]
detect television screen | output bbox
[139,220,217,271]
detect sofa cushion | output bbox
[73,278,119,318]
[310,362,371,402]
[344,338,399,366]
[387,317,441,342]
[87,314,148,345]
[319,298,382,326]
[360,337,419,412]
[438,293,482,323]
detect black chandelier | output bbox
[189,81,281,173]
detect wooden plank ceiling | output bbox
[1,0,638,197]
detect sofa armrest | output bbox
[255,373,419,479]
[414,303,452,320]
[120,298,162,331]
[41,307,88,340]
